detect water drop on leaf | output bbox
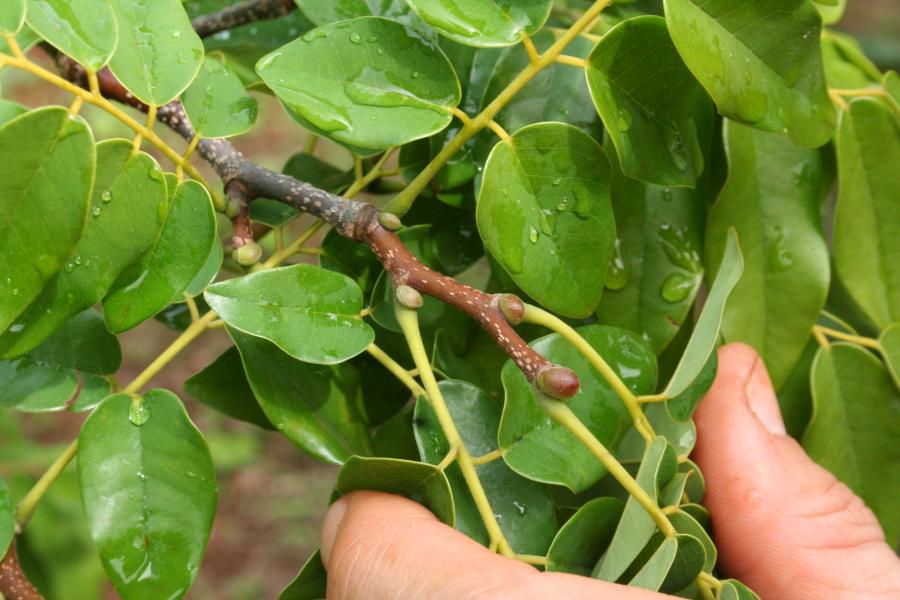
[128,397,150,426]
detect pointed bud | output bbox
[536,365,580,400]
[496,294,525,325]
[395,285,423,309]
[232,241,262,266]
[378,212,402,231]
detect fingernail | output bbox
[320,496,349,569]
[744,357,787,436]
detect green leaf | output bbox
[669,508,715,572]
[0,98,27,126]
[257,16,460,149]
[477,122,614,318]
[183,240,222,298]
[880,323,900,389]
[27,308,120,375]
[70,372,112,412]
[78,390,217,600]
[334,455,454,525]
[296,0,423,29]
[207,264,373,364]
[586,16,710,186]
[0,108,95,335]
[707,121,829,388]
[821,31,881,90]
[627,535,677,591]
[279,550,327,600]
[0,139,167,357]
[546,497,625,575]
[815,0,846,25]
[104,180,217,332]
[596,140,706,353]
[593,436,677,582]
[26,0,118,71]
[833,98,900,329]
[663,0,835,147]
[0,0,25,34]
[500,325,657,492]
[663,228,743,398]
[617,403,696,463]
[666,349,716,421]
[720,579,762,600]
[0,477,12,556]
[414,380,557,553]
[0,358,77,412]
[182,57,258,138]
[108,0,204,105]
[803,343,900,545]
[405,0,552,47]
[184,346,274,430]
[229,328,372,463]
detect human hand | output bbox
[319,344,900,599]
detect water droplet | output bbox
[605,239,629,290]
[412,71,420,79]
[661,188,673,202]
[512,501,526,516]
[74,255,82,266]
[343,67,451,114]
[658,224,702,273]
[661,272,699,303]
[149,165,164,182]
[768,224,794,270]
[667,133,688,171]
[101,190,112,203]
[129,397,150,426]
[572,191,595,218]
[65,263,75,272]
[302,29,328,42]
[91,206,102,217]
[538,209,557,236]
[367,35,378,43]
[617,107,633,131]
[552,177,562,186]
[11,288,18,296]
[171,30,181,38]
[501,187,509,196]
[529,227,539,243]
[349,31,363,44]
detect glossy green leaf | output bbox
[206,264,373,365]
[477,122,614,318]
[104,180,216,332]
[593,436,677,582]
[669,508,715,572]
[0,478,12,556]
[296,0,423,29]
[184,346,274,430]
[0,0,25,34]
[257,17,460,149]
[0,108,94,335]
[663,0,835,147]
[546,497,625,575]
[334,455,454,525]
[27,308,120,375]
[0,99,27,126]
[183,240,222,298]
[108,0,204,105]
[707,121,828,388]
[803,343,900,544]
[229,329,372,463]
[879,323,900,389]
[833,98,900,329]
[663,228,743,398]
[627,535,677,590]
[720,579,761,600]
[78,390,217,600]
[182,57,257,138]
[586,16,710,186]
[666,349,716,421]
[815,0,846,25]
[1,140,166,358]
[821,31,881,90]
[0,23,38,54]
[0,358,76,412]
[596,140,706,353]
[415,380,557,553]
[617,403,696,463]
[405,0,552,47]
[70,372,112,412]
[279,550,327,600]
[26,0,118,71]
[500,325,657,492]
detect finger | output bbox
[320,490,669,600]
[693,343,900,600]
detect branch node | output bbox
[378,211,403,231]
[494,293,525,325]
[536,365,580,400]
[395,285,423,309]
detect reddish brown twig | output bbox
[190,0,296,38]
[1,542,43,600]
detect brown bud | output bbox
[395,285,423,309]
[378,212,403,231]
[496,294,525,325]
[536,365,580,400]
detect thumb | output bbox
[693,343,900,600]
[320,490,668,600]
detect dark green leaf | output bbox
[405,0,552,47]
[70,373,112,412]
[720,579,762,600]
[183,241,222,298]
[26,0,117,71]
[182,57,258,138]
[184,346,274,429]
[661,534,705,592]
[833,98,900,329]
[477,122,614,318]
[206,264,374,364]
[546,497,625,575]
[663,0,835,147]
[279,550,327,600]
[0,358,76,412]
[103,180,216,332]
[0,139,167,358]
[257,17,460,149]
[500,325,657,492]
[586,16,710,186]
[229,328,372,463]
[0,108,94,335]
[283,153,354,193]
[334,455,454,525]
[666,350,716,421]
[669,509,715,572]
[803,343,900,545]
[27,308,120,375]
[0,477,12,556]
[78,390,217,600]
[297,0,424,30]
[617,403,696,463]
[880,323,900,389]
[627,535,677,591]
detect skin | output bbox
[320,343,900,599]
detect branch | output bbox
[1,542,43,600]
[190,0,296,38]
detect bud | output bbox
[378,212,402,231]
[224,197,242,218]
[395,285,423,309]
[496,294,525,325]
[232,241,263,266]
[536,365,580,400]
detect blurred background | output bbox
[0,1,897,598]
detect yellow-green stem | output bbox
[523,304,655,442]
[365,343,426,398]
[813,325,881,351]
[14,440,78,528]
